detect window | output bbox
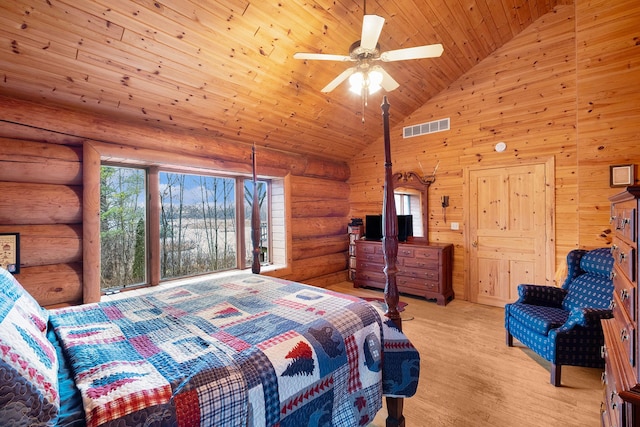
[159,172,237,280]
[100,166,147,291]
[100,165,281,292]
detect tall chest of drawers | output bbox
[353,239,454,305]
[602,186,640,426]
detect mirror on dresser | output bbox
[392,171,434,242]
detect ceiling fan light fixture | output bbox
[368,69,383,94]
[349,69,384,95]
[348,72,365,95]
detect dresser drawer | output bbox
[413,247,440,261]
[403,257,438,270]
[612,240,636,283]
[399,267,439,282]
[612,291,636,367]
[602,320,628,427]
[397,275,439,293]
[356,250,384,264]
[356,260,384,274]
[398,247,415,258]
[354,268,385,285]
[613,272,635,322]
[612,206,636,244]
[602,379,625,427]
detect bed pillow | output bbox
[0,268,59,426]
[0,267,48,332]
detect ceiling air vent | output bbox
[403,118,450,138]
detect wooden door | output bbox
[466,159,554,307]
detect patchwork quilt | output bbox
[49,274,419,427]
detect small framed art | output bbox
[0,233,20,274]
[610,164,635,188]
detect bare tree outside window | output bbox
[100,166,146,290]
[160,172,236,280]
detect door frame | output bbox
[463,156,556,303]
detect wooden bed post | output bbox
[381,96,405,427]
[381,96,401,327]
[251,144,261,274]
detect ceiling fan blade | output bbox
[321,67,356,93]
[293,52,352,61]
[373,66,399,92]
[380,44,444,62]
[360,15,385,51]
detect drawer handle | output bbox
[610,244,618,254]
[609,299,615,310]
[618,252,627,264]
[620,328,629,342]
[610,215,617,224]
[620,288,629,300]
[610,270,616,280]
[601,345,607,359]
[621,217,630,230]
[601,371,606,384]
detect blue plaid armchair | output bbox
[504,248,614,386]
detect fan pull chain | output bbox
[361,88,367,123]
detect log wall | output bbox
[0,108,351,306]
[0,141,84,305]
[349,2,640,301]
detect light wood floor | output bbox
[327,281,603,427]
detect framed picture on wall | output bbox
[0,232,20,274]
[610,164,635,188]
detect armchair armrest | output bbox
[516,284,567,308]
[555,307,613,333]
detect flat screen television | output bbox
[365,214,413,242]
[397,215,413,242]
[365,214,382,240]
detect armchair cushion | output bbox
[562,248,614,312]
[507,303,569,335]
[516,284,567,308]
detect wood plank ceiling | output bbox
[0,0,570,162]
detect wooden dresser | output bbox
[602,186,640,426]
[353,239,454,305]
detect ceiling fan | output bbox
[293,8,443,95]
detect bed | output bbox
[0,268,418,427]
[0,97,416,427]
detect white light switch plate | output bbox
[451,222,459,230]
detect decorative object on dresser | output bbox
[354,238,454,305]
[601,186,640,426]
[504,247,614,386]
[609,164,636,188]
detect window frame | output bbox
[83,141,290,303]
